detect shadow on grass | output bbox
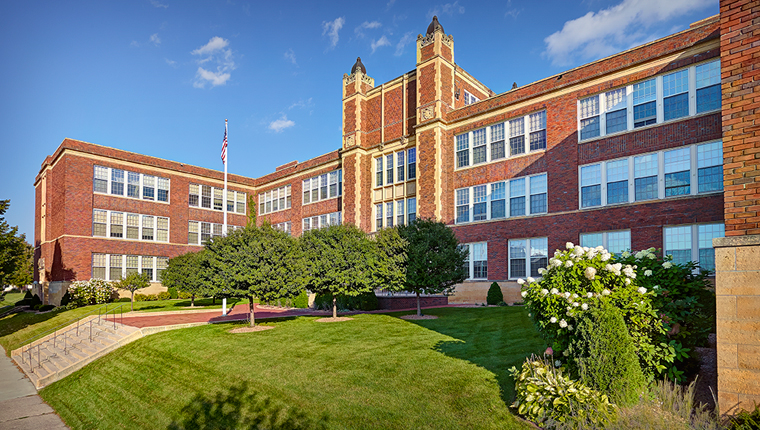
[0,309,62,338]
[167,382,329,430]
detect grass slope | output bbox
[41,307,544,430]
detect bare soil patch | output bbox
[314,317,354,323]
[400,314,438,320]
[229,326,275,333]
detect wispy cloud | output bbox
[386,0,396,10]
[269,115,295,132]
[164,58,177,67]
[150,33,161,46]
[428,1,465,19]
[395,32,415,56]
[130,40,140,47]
[191,36,235,88]
[355,21,382,38]
[543,0,714,66]
[288,98,313,110]
[150,0,168,8]
[284,48,297,65]
[322,17,345,50]
[371,36,391,53]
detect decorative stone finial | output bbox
[426,15,444,35]
[351,57,366,75]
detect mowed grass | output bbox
[40,307,544,430]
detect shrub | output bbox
[509,354,615,428]
[157,291,171,300]
[68,279,115,306]
[569,302,646,406]
[14,298,29,306]
[521,243,670,382]
[168,287,178,299]
[134,294,149,302]
[292,290,309,308]
[313,292,378,311]
[60,290,71,307]
[38,304,55,312]
[486,282,504,305]
[178,291,193,299]
[728,403,760,430]
[31,294,42,307]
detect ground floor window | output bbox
[93,254,168,282]
[664,223,724,272]
[302,211,341,233]
[460,242,488,280]
[579,230,631,255]
[508,237,548,279]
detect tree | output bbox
[8,240,33,287]
[160,250,208,307]
[205,225,305,326]
[300,224,383,318]
[397,219,467,316]
[115,272,150,311]
[372,227,408,295]
[0,200,29,287]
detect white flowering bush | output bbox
[521,243,670,382]
[67,279,115,307]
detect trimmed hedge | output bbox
[486,282,503,305]
[313,292,378,311]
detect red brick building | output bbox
[36,14,727,306]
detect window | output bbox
[376,157,383,186]
[213,188,223,211]
[236,192,246,214]
[456,134,469,168]
[490,123,505,160]
[190,183,246,214]
[461,243,488,280]
[303,170,342,203]
[188,221,199,244]
[395,151,405,182]
[93,210,107,237]
[472,128,487,164]
[109,255,123,281]
[259,185,291,215]
[142,256,154,281]
[375,204,383,230]
[274,222,291,236]
[580,230,631,255]
[386,202,394,228]
[111,169,124,195]
[143,175,155,201]
[110,212,123,238]
[126,213,139,239]
[200,222,211,244]
[157,177,169,202]
[189,184,200,207]
[698,141,722,193]
[464,90,479,105]
[125,255,139,276]
[93,166,170,202]
[664,147,691,196]
[696,60,721,113]
[157,257,168,281]
[509,237,548,279]
[156,217,169,242]
[664,223,724,272]
[94,166,108,193]
[606,159,629,204]
[201,185,211,208]
[92,254,106,279]
[461,245,470,279]
[396,200,405,226]
[94,253,166,281]
[578,61,721,140]
[407,148,417,180]
[384,155,393,184]
[407,198,417,223]
[509,117,525,156]
[127,172,140,198]
[142,216,154,241]
[303,212,342,232]
[663,69,689,121]
[634,154,658,201]
[529,111,547,151]
[455,174,547,224]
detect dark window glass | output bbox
[473,202,487,221]
[531,257,548,277]
[473,145,486,164]
[665,171,690,196]
[529,130,546,151]
[635,176,658,200]
[580,116,600,140]
[530,194,547,214]
[456,150,469,168]
[510,259,526,278]
[491,141,505,160]
[473,261,487,279]
[509,136,524,156]
[491,200,505,219]
[698,166,723,193]
[605,109,627,134]
[664,93,689,121]
[634,101,656,127]
[581,184,601,208]
[697,85,721,113]
[509,197,525,217]
[607,180,628,204]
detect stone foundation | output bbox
[448,281,522,304]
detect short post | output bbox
[89,320,92,342]
[222,297,227,316]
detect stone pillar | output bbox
[716,0,760,415]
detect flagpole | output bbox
[223,119,228,235]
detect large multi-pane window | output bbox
[303,170,342,204]
[461,242,488,280]
[258,185,292,215]
[386,202,394,228]
[375,199,416,231]
[187,221,242,245]
[274,222,291,236]
[376,157,384,186]
[93,254,168,282]
[386,154,394,184]
[509,237,548,279]
[302,212,341,233]
[396,200,405,226]
[456,110,547,169]
[407,148,417,180]
[375,204,383,230]
[579,141,722,208]
[455,174,547,224]
[376,150,414,186]
[397,151,405,182]
[92,209,168,243]
[580,230,631,255]
[578,60,721,140]
[189,184,246,214]
[93,166,170,202]
[463,90,479,105]
[407,198,417,223]
[664,223,724,272]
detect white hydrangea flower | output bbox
[521,291,527,298]
[550,288,559,295]
[568,325,573,331]
[564,292,571,298]
[566,242,574,249]
[604,264,621,276]
[559,319,568,328]
[550,317,557,323]
[622,251,631,258]
[563,350,569,357]
[517,278,525,285]
[555,360,562,367]
[644,269,652,276]
[624,278,631,285]
[601,252,611,261]
[551,258,562,268]
[541,289,549,295]
[648,253,656,260]
[623,265,636,278]
[663,262,673,269]
[581,303,588,310]
[602,289,611,296]
[648,247,656,253]
[587,292,593,298]
[653,285,660,290]
[638,287,647,294]
[584,267,597,280]
[573,246,585,257]
[538,268,547,275]
[527,277,536,284]
[635,251,645,259]
[573,302,580,307]
[528,313,532,317]
[565,260,574,268]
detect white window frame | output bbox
[579,230,632,255]
[454,173,548,225]
[187,221,242,246]
[92,209,169,243]
[274,221,292,236]
[258,185,292,215]
[189,183,246,215]
[93,165,171,204]
[508,237,548,280]
[577,59,721,142]
[461,242,488,280]
[463,90,480,105]
[302,211,342,233]
[664,223,724,272]
[303,169,342,204]
[92,253,167,282]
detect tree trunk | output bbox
[416,291,422,317]
[332,296,337,319]
[131,291,134,312]
[191,294,195,307]
[249,295,256,327]
[212,296,216,305]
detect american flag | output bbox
[221,126,228,164]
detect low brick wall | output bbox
[449,281,522,304]
[377,296,447,310]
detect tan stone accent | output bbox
[449,281,522,304]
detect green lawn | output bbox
[0,291,25,312]
[40,307,545,430]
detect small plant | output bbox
[38,304,55,312]
[728,403,760,430]
[486,282,504,305]
[509,354,615,428]
[292,290,309,308]
[168,287,179,299]
[157,291,171,300]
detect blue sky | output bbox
[0,0,718,241]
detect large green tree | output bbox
[205,225,305,326]
[398,219,468,316]
[300,224,389,318]
[160,250,208,307]
[0,200,29,287]
[372,226,408,294]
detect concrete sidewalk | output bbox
[0,345,68,429]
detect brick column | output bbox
[716,0,760,414]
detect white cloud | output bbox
[165,58,177,67]
[269,115,295,132]
[395,32,415,56]
[543,0,714,66]
[191,37,235,88]
[150,0,168,8]
[428,2,465,18]
[130,40,140,47]
[150,33,161,46]
[288,98,313,110]
[505,8,520,19]
[355,21,382,38]
[371,36,391,53]
[284,48,297,65]
[322,17,345,49]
